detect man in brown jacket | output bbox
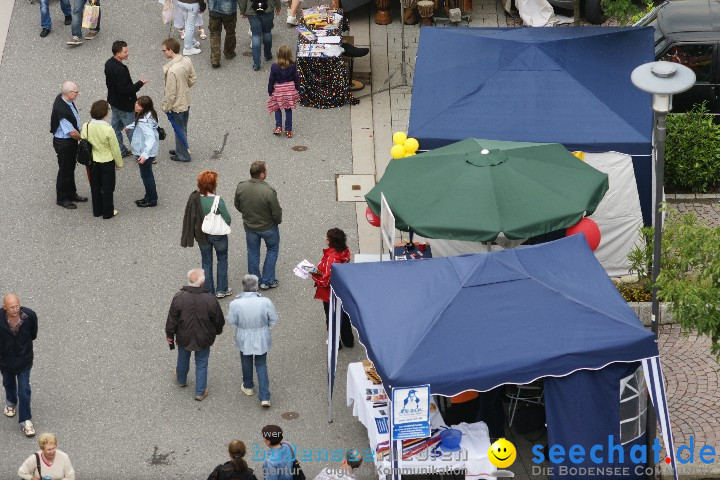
[166,269,224,401]
[161,37,197,162]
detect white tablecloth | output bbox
[346,362,496,479]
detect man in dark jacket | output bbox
[166,269,225,401]
[51,81,88,210]
[105,40,147,157]
[0,294,38,437]
[234,161,283,290]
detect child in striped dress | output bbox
[267,45,300,138]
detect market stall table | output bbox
[346,362,495,479]
[296,8,358,109]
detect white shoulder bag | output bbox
[201,195,231,235]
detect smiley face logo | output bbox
[488,438,516,469]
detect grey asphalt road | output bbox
[0,0,370,477]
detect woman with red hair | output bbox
[181,170,233,297]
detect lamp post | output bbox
[631,60,694,477]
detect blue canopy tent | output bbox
[407,27,655,225]
[326,235,678,479]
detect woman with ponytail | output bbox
[208,440,259,480]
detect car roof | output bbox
[656,0,720,36]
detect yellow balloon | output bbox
[404,138,419,154]
[391,144,406,159]
[404,152,416,157]
[393,131,408,145]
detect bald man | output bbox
[0,294,38,437]
[166,269,225,401]
[51,81,88,210]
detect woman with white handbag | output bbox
[196,170,232,298]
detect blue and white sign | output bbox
[392,385,431,440]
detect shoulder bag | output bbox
[76,123,94,168]
[281,443,306,480]
[201,195,231,235]
[34,452,42,478]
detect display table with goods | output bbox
[346,362,495,479]
[296,6,359,109]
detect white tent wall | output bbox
[414,152,643,277]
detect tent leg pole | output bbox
[400,1,406,85]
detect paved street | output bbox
[0,1,368,478]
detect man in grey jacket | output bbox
[227,274,278,407]
[166,269,225,401]
[234,161,282,290]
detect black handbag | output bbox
[157,125,166,141]
[76,123,94,167]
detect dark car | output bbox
[547,0,606,24]
[635,0,720,113]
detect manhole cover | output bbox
[281,411,300,420]
[243,51,252,57]
[292,145,308,152]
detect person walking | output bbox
[234,161,282,290]
[161,37,197,163]
[104,40,148,158]
[18,432,75,480]
[176,0,204,55]
[207,440,259,480]
[51,81,88,210]
[312,450,363,480]
[81,100,123,219]
[195,170,232,297]
[124,96,160,207]
[39,0,71,37]
[267,45,299,138]
[227,275,278,408]
[166,268,225,401]
[239,0,280,71]
[208,0,239,68]
[174,0,207,42]
[259,425,294,480]
[67,0,100,45]
[311,228,354,348]
[0,294,38,438]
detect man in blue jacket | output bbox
[208,0,239,68]
[0,294,38,438]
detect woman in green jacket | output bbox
[81,100,123,219]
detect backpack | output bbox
[251,0,268,13]
[76,123,94,167]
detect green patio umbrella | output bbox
[365,138,609,242]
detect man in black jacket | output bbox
[166,269,225,401]
[0,294,38,438]
[104,40,147,157]
[51,81,88,210]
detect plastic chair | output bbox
[506,382,544,427]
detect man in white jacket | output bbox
[227,274,278,408]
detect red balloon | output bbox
[566,218,601,251]
[366,207,381,227]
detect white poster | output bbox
[380,193,396,260]
[392,385,431,440]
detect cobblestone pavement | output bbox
[670,199,720,228]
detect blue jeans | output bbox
[199,234,229,294]
[1,368,32,424]
[177,1,200,51]
[245,224,279,285]
[248,12,274,70]
[71,0,100,37]
[274,109,292,131]
[240,352,270,401]
[138,157,158,203]
[111,107,135,156]
[176,346,210,397]
[168,110,191,161]
[40,0,71,29]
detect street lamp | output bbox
[631,60,694,476]
[631,61,695,337]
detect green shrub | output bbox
[665,103,720,193]
[627,226,654,282]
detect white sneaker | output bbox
[23,420,35,437]
[3,405,16,417]
[241,385,254,396]
[261,400,271,408]
[183,48,201,56]
[286,15,299,25]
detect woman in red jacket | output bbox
[312,228,354,348]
